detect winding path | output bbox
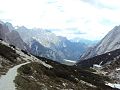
[0,62,29,90]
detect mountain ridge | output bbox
[80,25,120,60]
[16,26,89,61]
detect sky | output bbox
[0,0,120,40]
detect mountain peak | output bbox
[80,25,120,60]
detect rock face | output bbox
[6,30,27,50]
[0,22,27,50]
[80,25,120,60]
[0,22,9,40]
[0,21,89,62]
[29,39,63,62]
[16,27,87,61]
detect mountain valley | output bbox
[1,21,120,90]
[0,40,118,90]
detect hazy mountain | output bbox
[80,25,120,60]
[15,27,64,61]
[16,27,88,61]
[0,21,9,40]
[71,38,99,47]
[0,22,61,61]
[0,22,27,50]
[29,39,63,62]
[5,22,14,31]
[0,21,90,62]
[56,36,88,60]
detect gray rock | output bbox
[80,25,120,60]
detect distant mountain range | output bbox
[1,20,120,90]
[0,21,97,62]
[15,25,96,62]
[70,38,99,47]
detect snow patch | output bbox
[116,68,120,71]
[64,59,76,63]
[108,53,111,55]
[93,64,102,68]
[106,83,120,89]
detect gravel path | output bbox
[0,62,29,90]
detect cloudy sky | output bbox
[0,0,120,40]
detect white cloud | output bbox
[0,0,120,40]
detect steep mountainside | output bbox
[80,25,120,60]
[0,40,31,77]
[0,21,89,62]
[0,21,62,62]
[5,30,28,50]
[77,48,120,68]
[77,48,120,87]
[29,39,63,62]
[0,22,27,50]
[16,26,88,61]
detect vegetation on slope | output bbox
[14,57,115,90]
[77,48,120,68]
[0,41,26,76]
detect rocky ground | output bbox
[0,41,25,76]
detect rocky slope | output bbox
[0,40,28,77]
[16,26,88,61]
[80,25,120,60]
[0,36,119,90]
[29,39,63,62]
[0,21,63,62]
[0,21,27,50]
[77,48,120,68]
[0,39,48,77]
[0,21,96,62]
[14,56,116,90]
[77,47,120,89]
